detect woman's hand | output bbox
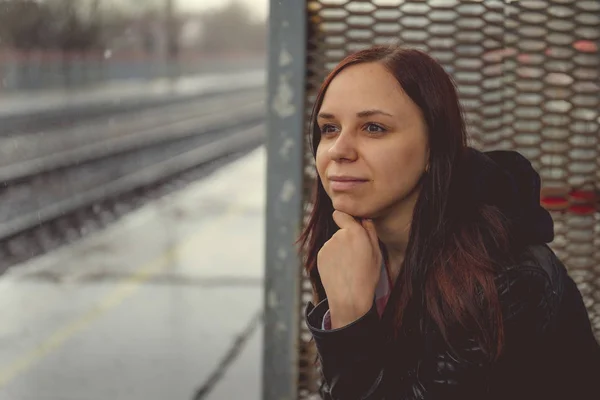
[317,210,382,329]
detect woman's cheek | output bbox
[315,147,328,182]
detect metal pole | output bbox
[262,0,307,399]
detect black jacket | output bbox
[305,149,600,399]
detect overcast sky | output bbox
[177,0,269,20]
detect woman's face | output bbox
[316,62,430,219]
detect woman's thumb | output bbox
[361,219,379,250]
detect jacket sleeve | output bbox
[306,299,388,399]
[305,267,556,400]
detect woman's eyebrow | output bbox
[318,109,394,120]
[356,109,394,118]
[317,112,335,120]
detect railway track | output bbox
[0,90,266,273]
[0,88,261,137]
[0,70,264,136]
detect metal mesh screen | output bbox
[298,0,599,397]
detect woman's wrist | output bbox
[329,299,373,329]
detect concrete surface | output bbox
[0,146,266,400]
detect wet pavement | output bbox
[0,147,266,400]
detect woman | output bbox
[300,45,600,400]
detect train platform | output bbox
[0,69,266,118]
[0,146,266,400]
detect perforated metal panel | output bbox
[299,0,599,397]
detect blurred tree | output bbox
[166,0,179,57]
[0,0,54,49]
[198,1,266,53]
[0,0,106,51]
[49,0,103,51]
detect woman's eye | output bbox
[365,123,386,133]
[320,124,338,134]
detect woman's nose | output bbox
[328,131,358,162]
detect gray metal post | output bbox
[262,0,307,399]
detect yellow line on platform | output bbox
[0,204,246,389]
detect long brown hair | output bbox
[299,45,513,360]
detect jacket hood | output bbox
[461,147,554,245]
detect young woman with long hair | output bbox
[300,45,600,400]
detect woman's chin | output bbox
[332,200,371,219]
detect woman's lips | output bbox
[328,177,368,191]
